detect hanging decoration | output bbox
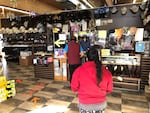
[6,11,15,21]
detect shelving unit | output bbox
[34,64,54,79]
[113,76,141,91]
[2,33,48,60]
[140,56,150,89]
[101,55,141,91]
[34,53,54,79]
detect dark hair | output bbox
[87,46,102,85]
[71,36,77,41]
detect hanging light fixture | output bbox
[133,0,137,3]
[81,0,94,8]
[68,0,87,9]
[0,6,35,15]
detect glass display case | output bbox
[101,55,141,66]
[101,54,141,91]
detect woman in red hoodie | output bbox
[71,46,113,113]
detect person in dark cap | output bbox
[64,36,84,83]
[80,36,91,52]
[80,35,91,63]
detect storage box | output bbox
[20,51,32,57]
[19,55,33,66]
[62,76,67,81]
[54,75,63,81]
[54,58,68,81]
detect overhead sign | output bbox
[54,39,65,47]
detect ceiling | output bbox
[0,0,143,19]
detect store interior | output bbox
[0,0,149,113]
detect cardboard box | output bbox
[20,51,32,57]
[62,76,67,81]
[54,75,63,81]
[19,55,33,66]
[54,58,68,81]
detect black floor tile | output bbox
[52,94,74,102]
[10,108,30,113]
[2,98,24,107]
[122,98,149,108]
[107,102,121,111]
[68,103,79,111]
[108,91,121,98]
[42,87,58,93]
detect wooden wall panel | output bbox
[0,0,62,14]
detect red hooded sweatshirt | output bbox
[71,61,113,104]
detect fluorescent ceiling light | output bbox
[142,0,148,2]
[82,0,94,8]
[0,6,35,15]
[68,0,87,9]
[133,0,136,3]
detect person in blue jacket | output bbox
[80,36,91,63]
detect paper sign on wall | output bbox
[59,34,66,40]
[115,28,122,40]
[98,30,107,39]
[81,20,87,31]
[134,28,144,41]
[101,49,110,56]
[62,24,68,33]
[62,63,67,76]
[95,19,101,26]
[135,41,145,52]
[79,31,87,37]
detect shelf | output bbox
[34,63,54,79]
[4,44,32,47]
[114,81,138,86]
[101,55,140,58]
[140,56,150,89]
[101,55,141,66]
[102,62,140,66]
[113,76,141,81]
[113,76,141,91]
[34,52,53,56]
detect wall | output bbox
[0,3,143,29]
[96,4,143,30]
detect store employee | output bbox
[64,36,84,83]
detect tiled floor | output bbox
[0,61,149,113]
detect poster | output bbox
[54,49,64,58]
[62,24,69,33]
[135,41,145,52]
[59,34,66,40]
[98,30,107,39]
[134,28,144,41]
